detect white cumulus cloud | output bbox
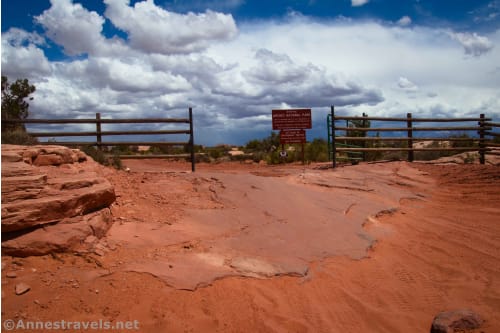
[1,28,51,79]
[397,16,412,26]
[450,32,494,57]
[245,48,314,84]
[104,0,238,54]
[397,77,418,92]
[240,48,383,107]
[35,0,106,56]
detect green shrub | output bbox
[1,129,39,145]
[194,153,211,163]
[306,138,329,162]
[110,152,123,169]
[80,145,122,169]
[450,133,475,148]
[251,151,266,163]
[266,150,280,165]
[229,153,252,162]
[463,153,476,164]
[381,151,406,161]
[81,145,107,165]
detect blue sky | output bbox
[2,0,500,145]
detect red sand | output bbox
[2,161,500,332]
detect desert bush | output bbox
[1,129,39,145]
[251,151,266,163]
[381,151,406,161]
[463,153,476,164]
[246,139,262,151]
[194,153,211,163]
[363,134,384,161]
[229,153,253,162]
[266,150,280,165]
[306,138,329,162]
[80,145,122,169]
[450,133,475,148]
[80,145,107,165]
[110,153,123,169]
[245,133,330,164]
[245,132,280,153]
[414,141,445,161]
[285,149,300,163]
[110,145,134,155]
[148,144,186,155]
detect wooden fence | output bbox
[328,105,499,168]
[3,108,196,172]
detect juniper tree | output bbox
[1,76,36,131]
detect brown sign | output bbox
[280,129,306,144]
[272,109,312,130]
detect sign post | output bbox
[272,109,311,164]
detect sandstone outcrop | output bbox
[430,309,483,333]
[2,145,116,257]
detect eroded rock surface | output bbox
[430,309,483,333]
[1,145,116,256]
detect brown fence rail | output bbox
[3,108,196,172]
[328,105,498,168]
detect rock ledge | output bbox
[2,145,116,257]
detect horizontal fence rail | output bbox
[28,130,191,137]
[327,105,498,167]
[38,141,191,146]
[334,147,486,152]
[332,116,488,122]
[333,126,491,132]
[333,136,484,142]
[2,108,196,172]
[6,118,190,124]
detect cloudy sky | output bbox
[2,0,500,145]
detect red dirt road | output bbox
[2,161,500,332]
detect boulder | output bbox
[430,309,483,333]
[33,153,65,166]
[1,151,23,162]
[1,144,116,256]
[2,209,112,257]
[2,145,85,165]
[2,180,115,232]
[1,174,47,202]
[1,160,36,177]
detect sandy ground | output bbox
[2,160,500,332]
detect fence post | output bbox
[327,115,331,163]
[189,107,195,172]
[407,113,413,162]
[331,105,336,168]
[96,113,102,151]
[479,113,485,165]
[362,112,367,161]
